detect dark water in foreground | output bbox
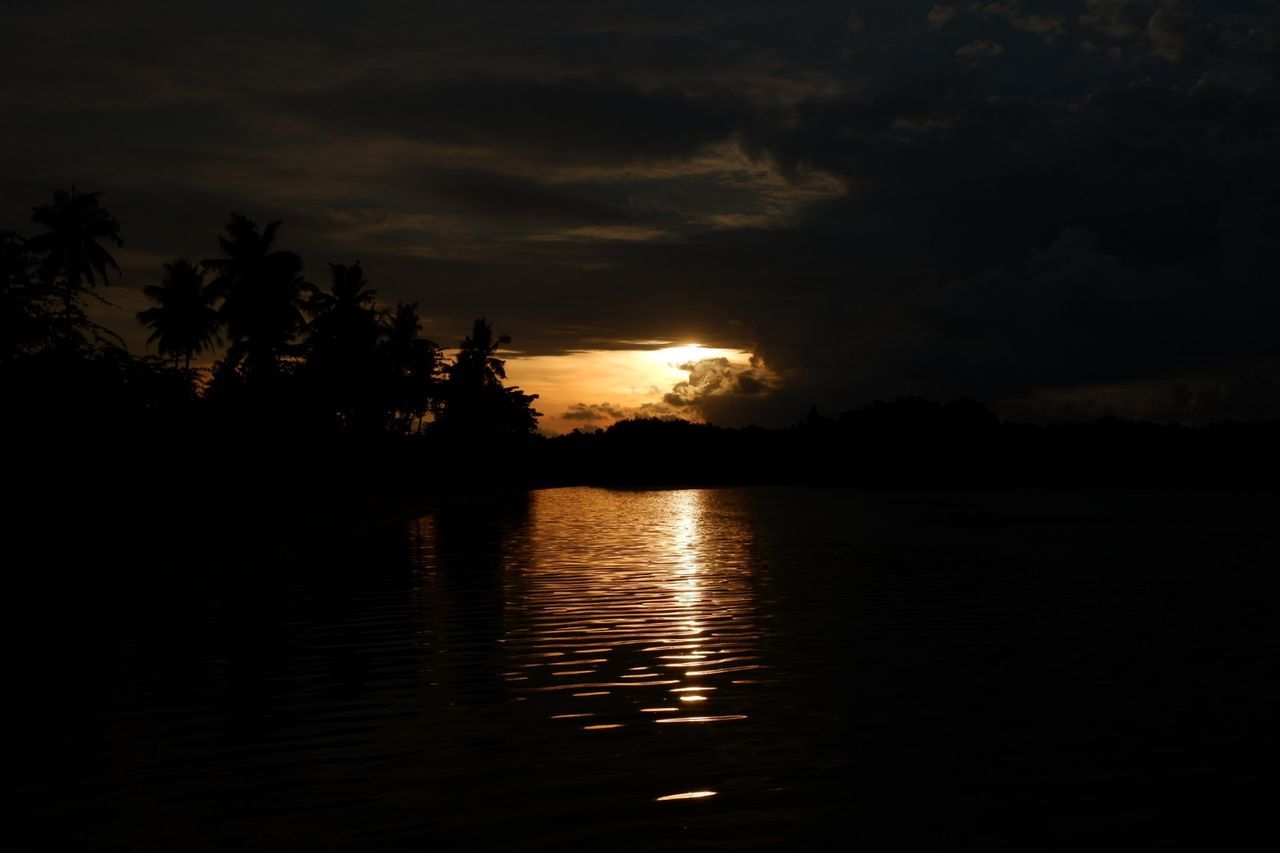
[4,488,1276,850]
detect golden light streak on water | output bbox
[491,489,760,745]
[654,715,749,724]
[656,791,718,801]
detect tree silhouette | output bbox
[308,262,376,319]
[0,230,47,360]
[383,301,440,434]
[306,262,382,361]
[27,187,123,348]
[453,316,510,387]
[436,318,540,436]
[204,214,307,387]
[302,261,387,430]
[137,259,222,370]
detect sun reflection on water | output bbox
[656,790,718,802]
[500,488,762,736]
[410,488,765,803]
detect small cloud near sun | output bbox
[663,355,777,408]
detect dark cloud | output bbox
[968,2,1066,42]
[400,169,641,224]
[928,5,960,29]
[1079,0,1159,40]
[289,75,759,168]
[561,402,629,422]
[1148,8,1223,64]
[663,356,778,408]
[878,228,1227,393]
[955,39,1006,64]
[559,400,682,427]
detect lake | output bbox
[4,487,1275,849]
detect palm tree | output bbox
[452,317,510,387]
[28,187,123,347]
[137,259,221,370]
[309,262,376,314]
[386,301,424,352]
[302,261,387,429]
[306,262,381,352]
[437,318,539,435]
[203,214,307,385]
[383,301,440,433]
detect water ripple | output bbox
[410,489,766,738]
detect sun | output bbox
[653,343,712,366]
[641,343,741,370]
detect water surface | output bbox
[4,488,1274,849]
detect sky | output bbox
[2,1,1279,429]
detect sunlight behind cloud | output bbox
[503,343,758,434]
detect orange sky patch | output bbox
[502,343,757,434]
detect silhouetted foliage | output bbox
[0,230,49,360]
[27,187,123,350]
[3,191,557,497]
[533,398,1280,489]
[204,214,308,391]
[137,259,221,372]
[382,301,440,435]
[434,318,541,437]
[300,261,389,432]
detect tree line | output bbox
[1,188,540,445]
[6,188,1278,499]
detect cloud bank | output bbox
[3,1,1279,424]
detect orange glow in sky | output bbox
[502,343,756,434]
